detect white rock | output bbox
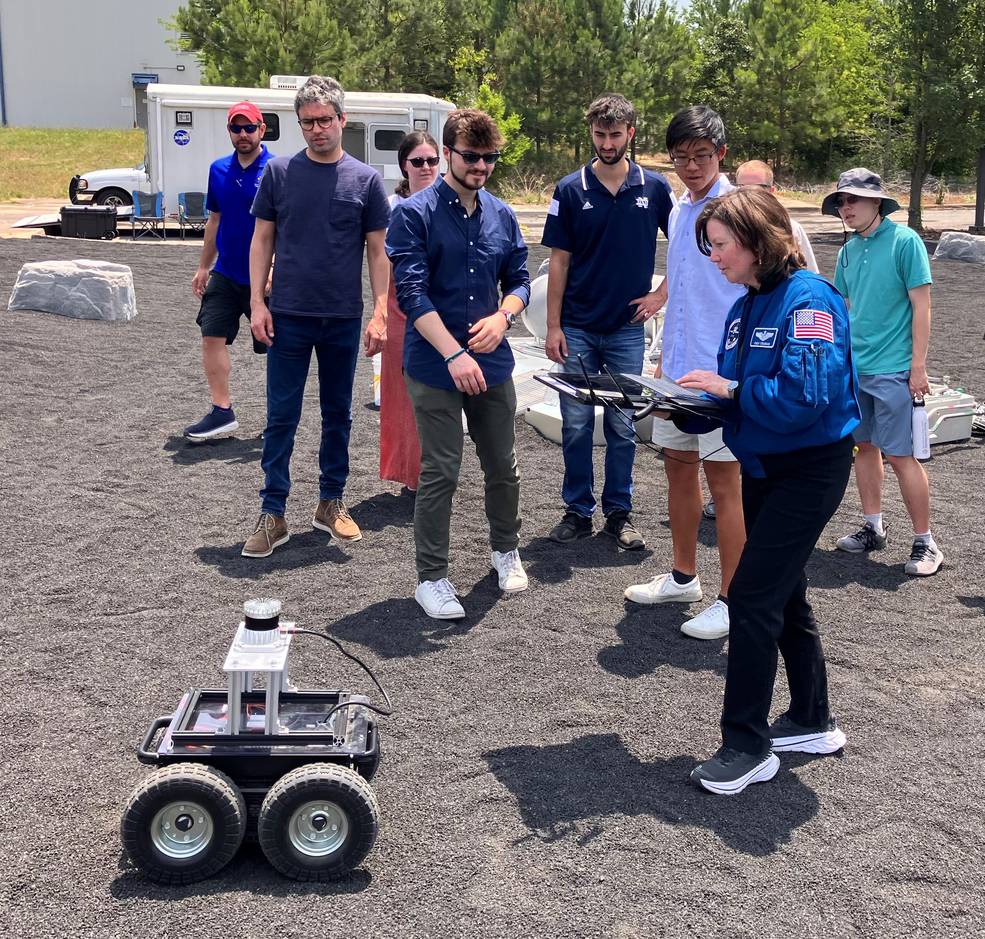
[7,259,137,322]
[932,231,985,264]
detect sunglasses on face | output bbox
[407,156,440,168]
[448,145,501,165]
[298,116,337,130]
[228,123,260,134]
[834,194,865,208]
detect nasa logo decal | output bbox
[173,130,191,146]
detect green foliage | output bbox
[475,85,532,167]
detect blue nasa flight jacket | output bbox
[678,269,861,477]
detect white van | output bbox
[69,78,456,209]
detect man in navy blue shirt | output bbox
[242,76,390,558]
[542,93,675,550]
[386,109,530,620]
[185,101,273,440]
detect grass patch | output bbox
[0,128,145,201]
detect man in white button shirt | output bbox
[625,105,745,641]
[735,160,818,272]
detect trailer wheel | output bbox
[258,763,378,881]
[95,188,132,207]
[121,765,246,884]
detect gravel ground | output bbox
[1,232,983,938]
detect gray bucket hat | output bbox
[821,167,901,218]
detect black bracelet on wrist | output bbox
[444,348,467,365]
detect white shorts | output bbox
[650,419,736,462]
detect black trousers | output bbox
[722,436,854,754]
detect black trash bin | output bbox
[60,205,117,239]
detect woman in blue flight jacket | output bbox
[673,187,861,795]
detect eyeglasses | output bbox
[228,123,260,135]
[407,156,440,168]
[670,151,718,168]
[298,116,337,131]
[834,194,865,208]
[448,145,501,165]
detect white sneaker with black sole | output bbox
[415,578,465,620]
[625,572,702,605]
[769,713,847,753]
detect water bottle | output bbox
[912,397,930,460]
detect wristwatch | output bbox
[726,380,740,399]
[498,308,517,329]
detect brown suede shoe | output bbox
[313,498,362,542]
[241,513,289,558]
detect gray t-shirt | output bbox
[252,150,390,317]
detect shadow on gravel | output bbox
[195,531,352,577]
[957,594,985,613]
[521,535,652,586]
[805,547,911,590]
[325,576,500,658]
[598,604,728,678]
[164,434,263,466]
[346,492,415,532]
[484,732,818,857]
[110,845,372,898]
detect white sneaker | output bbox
[904,540,944,576]
[624,572,702,605]
[491,549,528,593]
[681,599,730,640]
[415,578,465,619]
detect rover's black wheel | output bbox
[120,765,246,884]
[257,763,378,881]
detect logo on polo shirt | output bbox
[636,196,649,209]
[582,200,593,210]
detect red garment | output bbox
[379,280,421,489]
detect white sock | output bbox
[914,530,935,547]
[864,513,884,535]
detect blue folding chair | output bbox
[131,191,166,239]
[178,192,209,239]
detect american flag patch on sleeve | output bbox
[793,309,834,342]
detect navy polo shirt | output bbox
[385,178,531,391]
[541,160,675,334]
[252,150,390,318]
[206,145,273,286]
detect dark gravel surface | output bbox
[1,233,983,938]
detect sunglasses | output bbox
[448,145,501,165]
[407,156,440,168]
[228,123,260,134]
[834,194,866,208]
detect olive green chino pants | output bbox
[405,375,521,582]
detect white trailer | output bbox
[69,78,456,210]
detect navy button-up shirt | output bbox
[386,178,530,390]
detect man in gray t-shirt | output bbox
[241,76,391,558]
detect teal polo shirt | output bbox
[834,217,932,376]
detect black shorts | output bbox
[196,270,251,343]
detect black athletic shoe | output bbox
[601,511,645,550]
[769,713,847,754]
[549,511,593,544]
[184,405,238,440]
[690,747,779,795]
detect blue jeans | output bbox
[559,323,644,517]
[260,314,362,516]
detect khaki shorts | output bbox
[650,418,736,462]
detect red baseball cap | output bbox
[227,101,263,124]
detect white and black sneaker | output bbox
[836,521,888,554]
[690,747,779,795]
[769,713,847,754]
[904,540,944,576]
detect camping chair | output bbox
[177,192,208,239]
[131,191,165,239]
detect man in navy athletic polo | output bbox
[542,93,674,550]
[185,100,273,440]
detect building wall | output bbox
[0,0,201,128]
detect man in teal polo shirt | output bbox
[823,168,943,576]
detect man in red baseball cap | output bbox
[185,100,273,440]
